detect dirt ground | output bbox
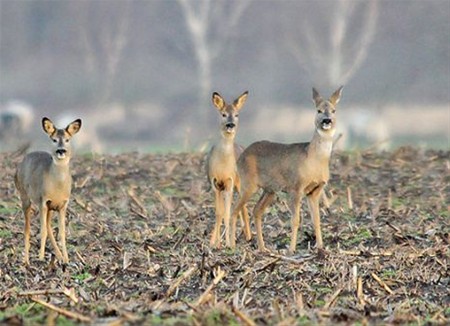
[0,147,449,325]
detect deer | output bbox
[206,91,251,249]
[230,86,343,253]
[15,117,82,265]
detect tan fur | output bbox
[206,91,251,248]
[15,117,81,265]
[230,87,343,253]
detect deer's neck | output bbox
[308,130,333,161]
[218,135,235,153]
[50,158,71,181]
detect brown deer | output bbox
[230,86,343,253]
[206,91,251,248]
[15,117,82,265]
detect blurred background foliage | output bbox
[0,0,449,151]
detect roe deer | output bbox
[15,117,82,265]
[230,86,343,253]
[206,91,251,248]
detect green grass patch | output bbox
[223,247,239,256]
[445,307,450,317]
[390,197,407,209]
[73,271,92,282]
[346,227,373,246]
[0,205,18,215]
[341,211,356,222]
[55,315,77,326]
[147,314,193,325]
[0,303,46,325]
[155,251,171,258]
[160,226,177,236]
[381,269,397,278]
[314,286,333,295]
[160,186,188,197]
[356,228,372,240]
[439,210,450,219]
[0,229,13,239]
[203,308,239,326]
[297,315,313,325]
[148,314,164,325]
[278,235,291,246]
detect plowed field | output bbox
[1,147,449,325]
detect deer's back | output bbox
[238,140,330,193]
[16,152,52,193]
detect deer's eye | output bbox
[65,139,69,143]
[332,110,336,114]
[235,114,239,118]
[222,113,227,118]
[52,139,58,143]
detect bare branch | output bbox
[285,0,378,87]
[177,0,250,109]
[73,1,131,104]
[341,0,378,84]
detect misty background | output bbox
[0,0,449,153]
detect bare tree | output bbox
[73,0,131,105]
[177,0,250,107]
[286,0,378,88]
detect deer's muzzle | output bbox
[225,123,236,133]
[321,118,333,130]
[55,149,67,159]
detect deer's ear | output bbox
[312,88,323,107]
[233,91,248,111]
[329,86,344,106]
[66,119,82,136]
[212,92,225,110]
[42,117,56,136]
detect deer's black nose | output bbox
[56,149,66,155]
[322,118,332,125]
[226,123,236,129]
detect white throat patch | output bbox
[317,128,336,139]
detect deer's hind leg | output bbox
[22,199,33,265]
[223,177,234,247]
[230,184,256,248]
[38,203,49,261]
[253,191,275,252]
[58,203,69,263]
[235,178,251,242]
[240,204,251,241]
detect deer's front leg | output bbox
[223,177,234,247]
[289,191,303,254]
[39,203,48,260]
[210,180,224,249]
[46,209,64,261]
[307,183,325,249]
